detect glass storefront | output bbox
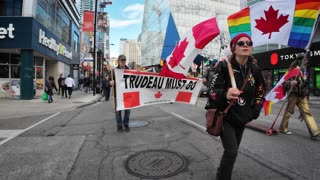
[0,53,45,96]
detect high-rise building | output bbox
[119,39,141,69]
[78,0,111,79]
[76,0,95,20]
[140,0,240,67]
[0,0,81,99]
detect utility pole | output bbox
[92,0,98,96]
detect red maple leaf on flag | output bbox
[255,5,289,39]
[154,91,162,99]
[168,38,189,69]
[273,85,285,100]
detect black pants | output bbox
[217,120,245,180]
[61,86,67,98]
[67,87,73,97]
[103,87,110,100]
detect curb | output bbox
[76,95,103,109]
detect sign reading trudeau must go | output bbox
[114,69,202,110]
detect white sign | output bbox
[114,69,203,110]
[0,23,15,39]
[39,29,72,59]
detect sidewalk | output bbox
[0,90,102,118]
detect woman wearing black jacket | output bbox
[207,33,265,180]
[45,76,58,103]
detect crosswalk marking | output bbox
[0,130,24,138]
[0,112,60,146]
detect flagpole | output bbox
[268,12,320,130]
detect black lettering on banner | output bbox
[165,78,173,89]
[129,75,136,88]
[146,76,153,88]
[186,81,197,90]
[124,75,164,89]
[140,76,148,88]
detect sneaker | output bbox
[311,133,320,140]
[124,125,130,132]
[117,126,123,133]
[281,130,292,135]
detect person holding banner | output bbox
[207,33,265,180]
[279,58,320,140]
[110,55,131,132]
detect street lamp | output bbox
[93,0,112,96]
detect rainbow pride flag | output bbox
[228,7,251,39]
[288,0,320,48]
[227,0,320,49]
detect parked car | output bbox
[199,84,208,97]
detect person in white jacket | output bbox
[65,75,75,99]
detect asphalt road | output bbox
[0,98,319,180]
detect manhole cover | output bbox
[125,149,187,179]
[129,120,149,128]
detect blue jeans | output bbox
[48,95,53,103]
[115,110,130,127]
[84,86,88,94]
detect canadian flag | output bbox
[263,67,302,115]
[160,17,220,79]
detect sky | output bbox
[102,0,144,58]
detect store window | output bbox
[34,57,44,90]
[0,65,9,78]
[73,32,79,53]
[0,53,10,78]
[0,0,23,16]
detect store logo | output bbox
[0,23,15,39]
[39,29,72,59]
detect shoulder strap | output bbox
[222,64,251,115]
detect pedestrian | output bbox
[33,80,37,98]
[45,76,58,103]
[65,74,75,99]
[203,59,218,88]
[79,77,84,91]
[60,75,67,98]
[83,77,90,94]
[58,74,64,95]
[279,57,320,140]
[207,33,266,180]
[101,74,111,101]
[110,55,131,132]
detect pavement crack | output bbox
[238,148,307,180]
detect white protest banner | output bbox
[114,69,202,111]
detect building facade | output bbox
[140,0,240,67]
[78,0,111,79]
[119,38,141,69]
[0,0,81,99]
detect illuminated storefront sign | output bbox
[0,23,15,39]
[39,29,72,59]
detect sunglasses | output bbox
[236,41,253,47]
[120,59,126,61]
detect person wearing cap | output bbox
[279,55,320,140]
[110,54,131,132]
[207,33,265,180]
[203,59,218,89]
